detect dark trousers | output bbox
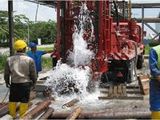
[52,58,57,67]
[9,83,31,103]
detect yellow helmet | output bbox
[14,40,27,51]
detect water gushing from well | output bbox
[68,3,95,67]
[45,3,99,101]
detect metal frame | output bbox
[8,0,14,56]
[132,3,160,41]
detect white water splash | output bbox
[67,3,95,67]
[45,63,92,97]
[45,3,98,100]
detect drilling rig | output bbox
[54,0,144,87]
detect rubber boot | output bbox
[19,103,28,118]
[151,111,160,119]
[8,102,17,119]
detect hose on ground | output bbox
[1,89,9,103]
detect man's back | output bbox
[5,53,37,83]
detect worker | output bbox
[4,40,37,118]
[51,47,60,68]
[50,41,60,67]
[149,44,160,119]
[27,42,52,75]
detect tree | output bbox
[29,20,56,44]
[0,11,8,45]
[0,11,57,47]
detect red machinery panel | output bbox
[55,1,144,83]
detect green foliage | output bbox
[42,57,52,70]
[0,54,52,72]
[0,11,8,24]
[29,20,56,44]
[37,46,53,51]
[145,45,150,55]
[0,54,7,72]
[0,11,8,44]
[0,11,57,47]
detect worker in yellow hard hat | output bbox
[4,39,37,118]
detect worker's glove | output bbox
[6,82,10,88]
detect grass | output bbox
[37,44,54,51]
[145,45,150,55]
[0,55,52,72]
[37,45,54,70]
[42,57,53,70]
[37,46,54,51]
[0,54,8,72]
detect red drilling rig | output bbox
[53,0,144,84]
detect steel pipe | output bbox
[80,111,150,119]
[66,107,82,120]
[62,98,79,108]
[51,110,150,119]
[23,99,51,119]
[39,107,54,120]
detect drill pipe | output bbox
[23,99,51,119]
[66,107,82,120]
[62,98,79,108]
[80,111,151,119]
[51,110,151,119]
[0,103,8,117]
[39,107,54,120]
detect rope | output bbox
[1,89,9,103]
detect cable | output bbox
[1,89,9,103]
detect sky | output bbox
[130,0,160,36]
[0,0,160,36]
[0,0,159,21]
[0,0,56,21]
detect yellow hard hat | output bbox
[14,40,27,51]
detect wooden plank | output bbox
[138,75,149,95]
[100,89,141,94]
[117,84,122,96]
[122,85,127,96]
[108,85,113,97]
[98,96,144,100]
[113,85,118,97]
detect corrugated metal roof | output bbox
[25,0,56,8]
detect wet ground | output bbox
[0,57,150,119]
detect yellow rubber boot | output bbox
[19,103,28,118]
[151,111,160,119]
[8,102,17,118]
